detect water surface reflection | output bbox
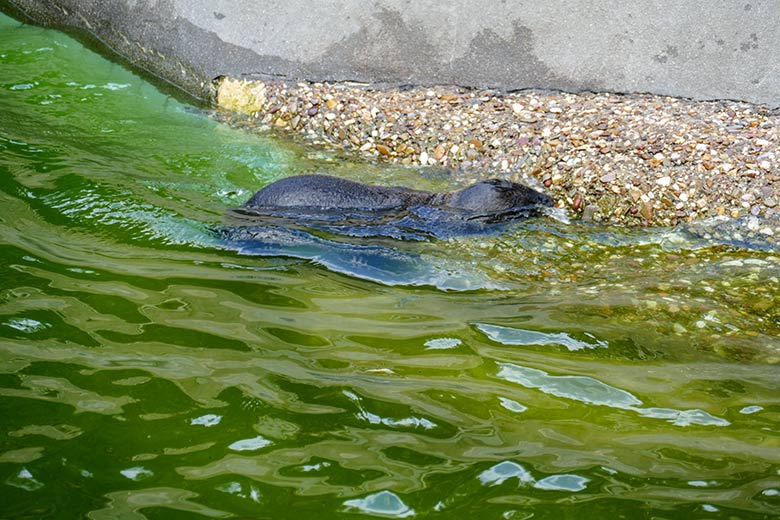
[1,11,779,519]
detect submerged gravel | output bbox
[216,78,779,227]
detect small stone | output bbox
[511,103,523,114]
[600,173,616,183]
[326,98,338,110]
[433,144,446,160]
[572,193,583,211]
[307,107,318,116]
[375,144,391,156]
[419,151,429,165]
[582,204,598,221]
[656,176,672,187]
[640,202,654,220]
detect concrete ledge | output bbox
[3,0,779,107]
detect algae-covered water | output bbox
[1,12,779,519]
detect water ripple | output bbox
[2,11,779,518]
[496,362,730,427]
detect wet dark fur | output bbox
[243,174,552,215]
[224,174,553,242]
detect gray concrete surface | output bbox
[3,0,779,106]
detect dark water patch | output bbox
[78,293,150,324]
[163,276,308,310]
[1,309,101,347]
[382,446,447,467]
[97,324,252,352]
[265,327,330,348]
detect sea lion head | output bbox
[443,179,553,213]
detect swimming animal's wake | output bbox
[219,224,505,291]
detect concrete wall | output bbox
[3,0,779,107]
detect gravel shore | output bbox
[215,78,779,227]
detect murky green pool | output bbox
[1,12,779,519]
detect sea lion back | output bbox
[244,174,429,210]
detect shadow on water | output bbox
[1,11,780,520]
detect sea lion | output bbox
[225,174,553,242]
[243,174,553,216]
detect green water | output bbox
[1,13,779,519]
